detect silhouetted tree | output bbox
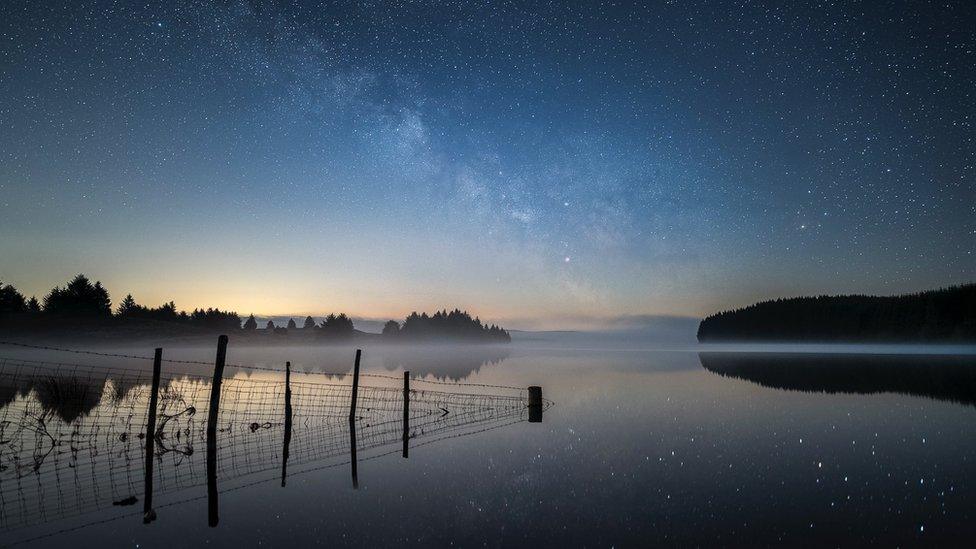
[243,314,258,330]
[319,313,354,338]
[287,318,297,329]
[382,320,400,337]
[116,294,138,317]
[0,282,27,314]
[43,275,111,317]
[26,296,41,313]
[266,320,276,330]
[697,284,976,342]
[303,316,316,329]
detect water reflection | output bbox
[0,356,544,540]
[699,352,976,406]
[378,346,510,381]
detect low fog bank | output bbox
[695,342,976,355]
[508,325,976,355]
[510,316,701,350]
[0,338,514,382]
[3,315,973,374]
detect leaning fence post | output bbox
[348,349,361,421]
[207,335,228,527]
[348,348,361,489]
[402,370,410,459]
[528,385,543,423]
[143,347,162,524]
[281,361,292,487]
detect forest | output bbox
[0,274,242,333]
[697,284,976,342]
[0,275,510,342]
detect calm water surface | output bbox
[2,341,976,547]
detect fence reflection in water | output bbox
[0,343,548,537]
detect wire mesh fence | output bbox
[0,345,551,537]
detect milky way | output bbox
[0,1,973,326]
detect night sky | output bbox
[1,1,973,328]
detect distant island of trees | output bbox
[0,274,510,343]
[381,309,511,343]
[697,284,976,342]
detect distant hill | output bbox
[697,284,976,342]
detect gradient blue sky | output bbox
[1,1,973,328]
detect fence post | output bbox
[349,348,361,489]
[348,349,361,421]
[402,370,410,459]
[281,361,292,487]
[207,335,228,527]
[528,386,543,423]
[143,347,162,524]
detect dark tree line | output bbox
[117,294,241,330]
[1,276,512,342]
[697,284,976,342]
[239,313,355,338]
[0,275,240,331]
[382,309,511,342]
[237,310,510,342]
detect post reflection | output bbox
[349,417,359,489]
[281,361,293,487]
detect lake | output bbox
[2,337,976,547]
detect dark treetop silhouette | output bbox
[0,275,241,336]
[697,284,976,342]
[382,309,511,343]
[0,275,511,343]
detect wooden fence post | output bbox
[281,361,292,487]
[207,335,228,527]
[349,349,361,489]
[348,349,361,421]
[143,347,162,523]
[402,370,410,459]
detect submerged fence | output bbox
[0,337,550,538]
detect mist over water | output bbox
[5,290,971,546]
[2,330,976,546]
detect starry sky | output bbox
[0,1,973,328]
